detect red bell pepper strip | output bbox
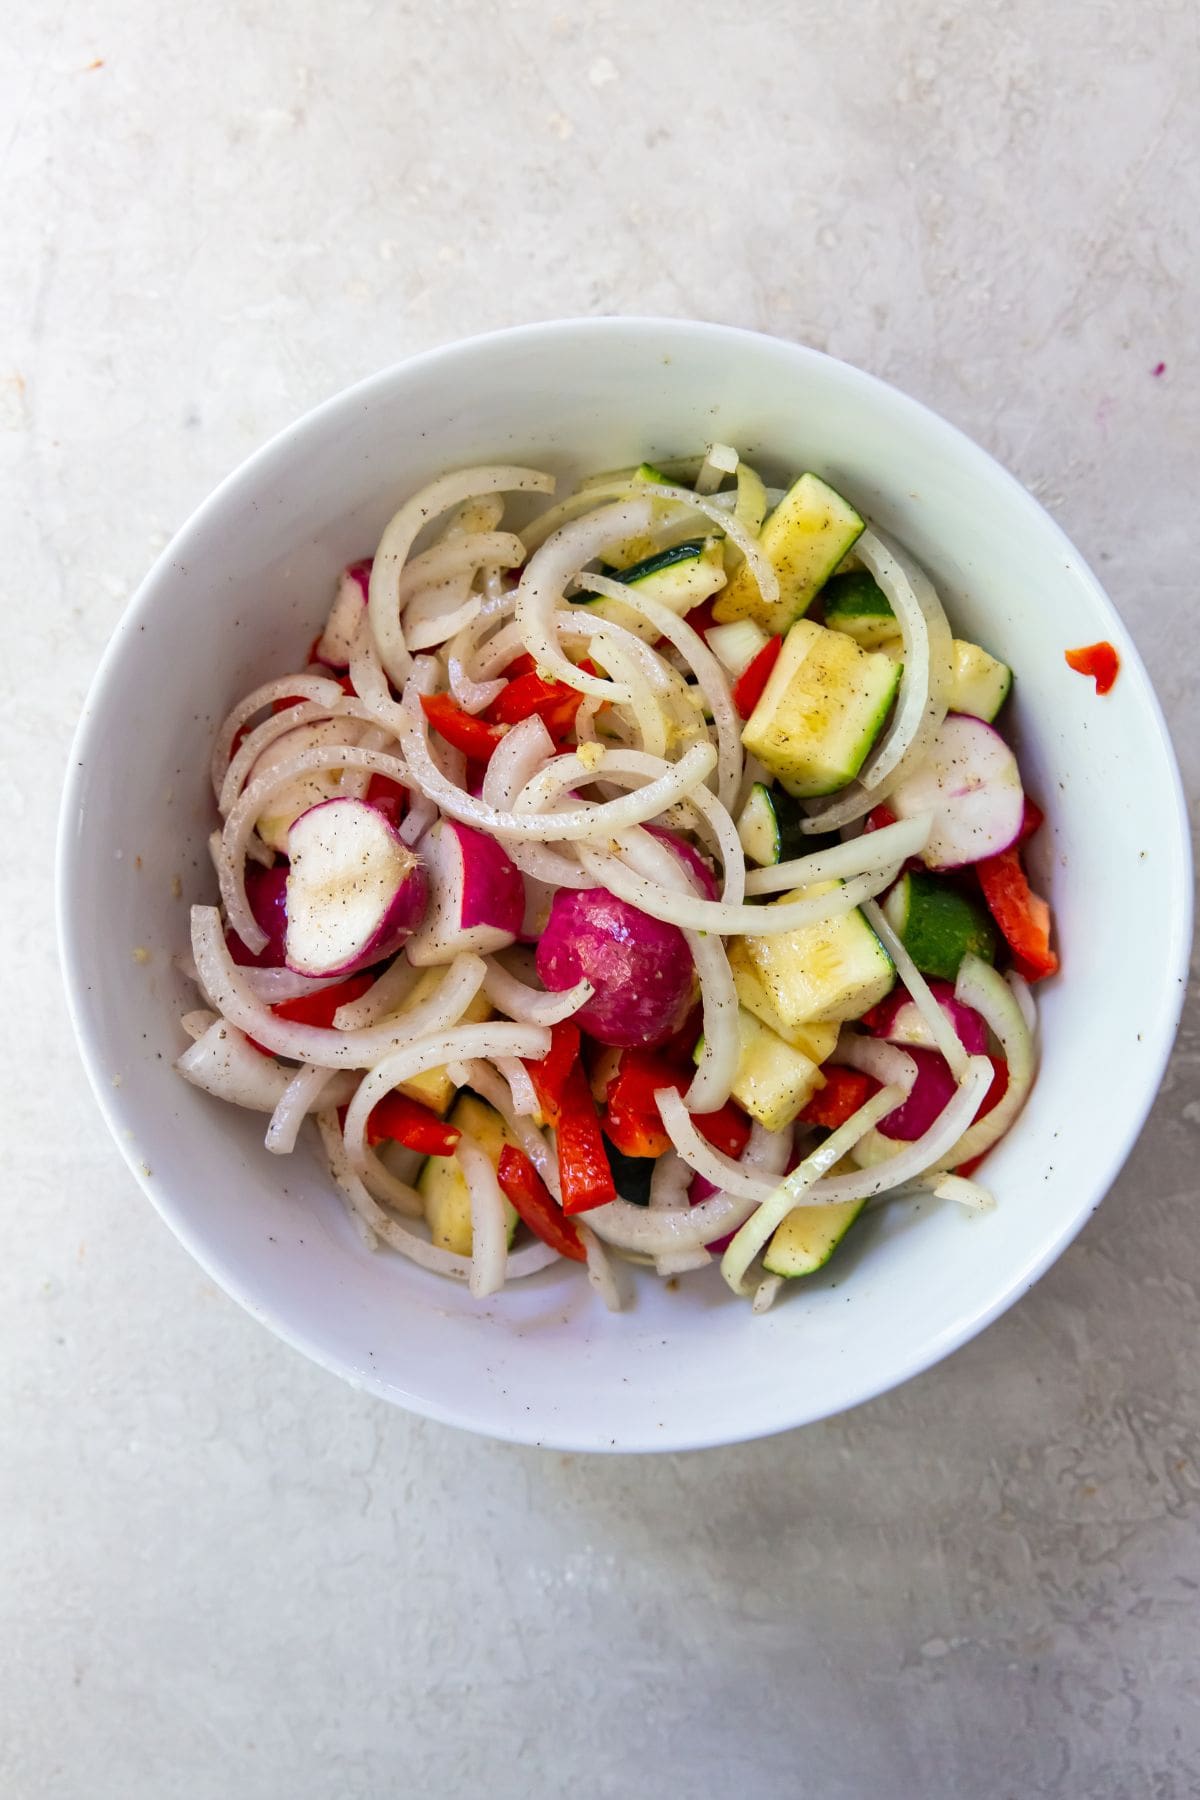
[1017,795,1044,843]
[487,670,584,740]
[366,1091,460,1156]
[365,773,407,828]
[975,850,1059,981]
[863,802,898,834]
[602,1049,752,1159]
[496,1145,587,1261]
[555,1061,618,1214]
[1064,640,1120,695]
[731,635,784,719]
[799,1066,880,1131]
[420,692,507,761]
[271,972,375,1028]
[682,596,721,637]
[522,1021,581,1128]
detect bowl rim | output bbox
[56,316,1194,1450]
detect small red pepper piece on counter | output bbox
[975,850,1059,981]
[366,1091,460,1156]
[602,1048,752,1159]
[522,1021,582,1128]
[555,1061,618,1214]
[731,634,784,719]
[1064,640,1119,695]
[487,670,584,741]
[799,1066,880,1132]
[496,1145,587,1261]
[420,692,507,761]
[271,972,375,1027]
[365,773,407,828]
[954,1056,1010,1178]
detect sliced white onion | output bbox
[479,716,588,888]
[801,528,953,832]
[836,1032,920,1093]
[210,673,345,801]
[483,959,592,1027]
[218,700,336,816]
[583,1121,787,1256]
[930,1172,996,1212]
[368,465,554,687]
[743,815,933,895]
[861,897,971,1081]
[1007,970,1037,1036]
[448,656,507,715]
[264,1063,331,1154]
[175,1015,356,1113]
[316,1111,560,1281]
[944,955,1036,1167]
[404,590,482,653]
[695,441,740,494]
[455,1130,511,1298]
[331,954,423,1030]
[801,1056,993,1207]
[752,1273,783,1314]
[657,1088,785,1200]
[515,499,655,701]
[399,790,437,849]
[575,571,742,814]
[238,966,344,1005]
[180,1008,216,1041]
[356,1142,424,1218]
[576,1223,625,1312]
[192,909,487,1069]
[492,1055,540,1119]
[576,839,898,936]
[720,1082,908,1294]
[649,1153,693,1211]
[455,1059,561,1200]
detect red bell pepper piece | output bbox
[799,1066,880,1131]
[863,803,898,834]
[682,596,721,637]
[731,635,784,719]
[1017,795,1044,843]
[522,1021,581,1128]
[602,1049,751,1159]
[976,850,1058,981]
[496,1145,587,1261]
[500,652,538,679]
[1064,640,1120,696]
[420,692,507,761]
[555,1061,617,1214]
[366,1091,460,1156]
[271,971,375,1028]
[487,670,584,741]
[365,773,407,829]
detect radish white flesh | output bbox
[315,562,370,670]
[888,714,1024,870]
[250,719,363,852]
[285,798,428,978]
[407,818,526,966]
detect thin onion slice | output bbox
[264,1063,331,1154]
[455,1130,511,1298]
[368,465,554,687]
[930,1172,996,1212]
[456,1059,561,1200]
[861,898,970,1081]
[483,959,592,1027]
[945,955,1036,1167]
[514,500,655,701]
[743,815,933,895]
[331,954,423,1031]
[583,1121,788,1257]
[576,1223,624,1312]
[720,1083,908,1294]
[192,909,488,1069]
[801,1056,993,1207]
[210,674,345,801]
[801,528,953,832]
[316,1111,560,1281]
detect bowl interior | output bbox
[58,320,1191,1450]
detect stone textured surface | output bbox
[4,2,1198,1795]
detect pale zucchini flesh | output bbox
[714,472,865,633]
[763,1196,867,1277]
[733,884,895,1027]
[417,1093,520,1255]
[741,619,902,799]
[729,1007,824,1132]
[947,638,1012,722]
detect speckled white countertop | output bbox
[5,2,1198,1795]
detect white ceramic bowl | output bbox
[58,319,1191,1452]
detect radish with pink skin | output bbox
[313,561,371,671]
[869,981,988,1055]
[406,818,526,966]
[228,865,290,967]
[888,714,1025,870]
[537,888,695,1048]
[876,1047,958,1142]
[284,797,429,978]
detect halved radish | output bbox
[868,980,988,1055]
[888,714,1024,869]
[314,561,370,671]
[284,798,429,978]
[250,719,362,852]
[406,818,526,966]
[536,887,695,1047]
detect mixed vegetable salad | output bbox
[178,449,1056,1312]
